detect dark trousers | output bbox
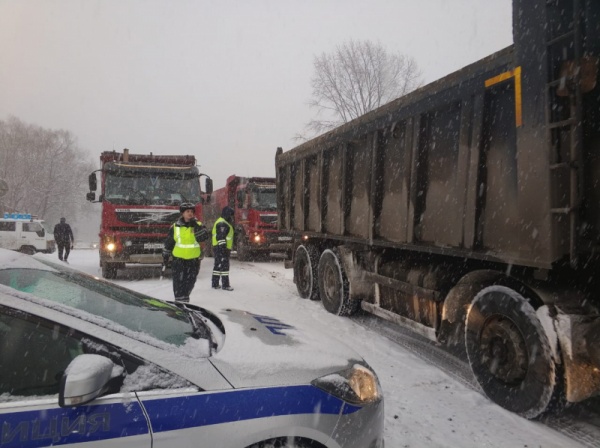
[57,243,71,261]
[172,257,200,300]
[212,246,231,288]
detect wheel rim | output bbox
[478,315,528,385]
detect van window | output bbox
[22,222,45,237]
[0,222,16,232]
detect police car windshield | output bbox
[0,266,199,347]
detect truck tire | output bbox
[465,286,558,418]
[318,249,359,316]
[102,263,118,280]
[294,245,319,300]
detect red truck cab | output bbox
[86,149,212,278]
[204,175,291,260]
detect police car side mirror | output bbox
[59,354,115,407]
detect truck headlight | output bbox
[312,364,382,405]
[253,234,262,243]
[105,242,116,252]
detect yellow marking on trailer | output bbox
[485,66,523,127]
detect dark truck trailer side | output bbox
[276,0,600,419]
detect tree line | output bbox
[0,116,96,229]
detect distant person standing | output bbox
[53,217,74,262]
[163,203,209,302]
[211,206,235,291]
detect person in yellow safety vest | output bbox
[162,203,209,302]
[211,206,235,291]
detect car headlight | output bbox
[312,364,382,405]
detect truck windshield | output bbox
[250,189,277,211]
[105,171,201,205]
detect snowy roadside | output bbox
[36,250,583,448]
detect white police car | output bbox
[0,249,384,448]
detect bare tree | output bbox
[0,116,95,226]
[302,40,422,137]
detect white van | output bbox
[0,214,56,255]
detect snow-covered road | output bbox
[36,249,586,448]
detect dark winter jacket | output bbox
[53,222,74,245]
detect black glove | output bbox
[162,250,171,265]
[194,226,209,242]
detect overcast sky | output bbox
[0,0,512,189]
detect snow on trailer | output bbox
[275,0,600,418]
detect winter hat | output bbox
[179,203,195,214]
[221,206,234,219]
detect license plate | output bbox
[144,243,164,249]
[278,237,292,241]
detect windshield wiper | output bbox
[173,302,217,354]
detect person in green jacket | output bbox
[163,203,209,302]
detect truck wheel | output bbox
[294,245,319,300]
[102,263,118,280]
[318,249,359,316]
[465,286,558,418]
[19,246,36,255]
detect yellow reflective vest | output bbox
[212,217,234,250]
[172,223,201,259]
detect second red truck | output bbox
[203,175,291,260]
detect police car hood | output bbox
[209,308,361,388]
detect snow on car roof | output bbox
[0,250,57,271]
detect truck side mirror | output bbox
[86,192,96,202]
[205,178,213,195]
[89,173,97,192]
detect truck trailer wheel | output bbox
[318,249,359,316]
[465,286,558,418]
[294,245,319,300]
[101,263,118,280]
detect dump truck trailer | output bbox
[276,0,600,418]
